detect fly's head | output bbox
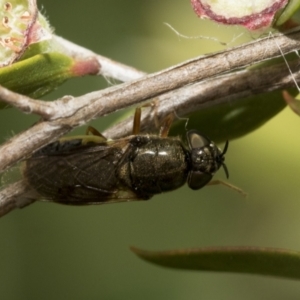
[186,130,229,190]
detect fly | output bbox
[23,108,232,204]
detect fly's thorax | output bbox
[117,135,189,199]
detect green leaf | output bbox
[0,52,100,109]
[169,89,290,143]
[131,246,300,280]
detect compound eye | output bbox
[187,130,210,150]
[187,171,212,190]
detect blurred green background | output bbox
[1,0,300,299]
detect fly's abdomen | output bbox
[129,138,189,197]
[24,140,124,204]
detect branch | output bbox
[1,28,300,217]
[0,180,37,217]
[53,35,146,81]
[104,59,300,138]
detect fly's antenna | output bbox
[221,140,229,178]
[222,162,229,179]
[222,140,229,156]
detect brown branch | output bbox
[104,60,300,138]
[1,28,300,217]
[0,87,56,118]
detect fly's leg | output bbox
[132,102,174,137]
[86,126,107,140]
[132,100,162,135]
[147,99,174,137]
[208,180,247,197]
[132,107,142,135]
[159,113,174,138]
[143,100,173,136]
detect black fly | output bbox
[23,108,230,204]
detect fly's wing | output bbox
[24,138,146,204]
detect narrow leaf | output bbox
[131,246,300,280]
